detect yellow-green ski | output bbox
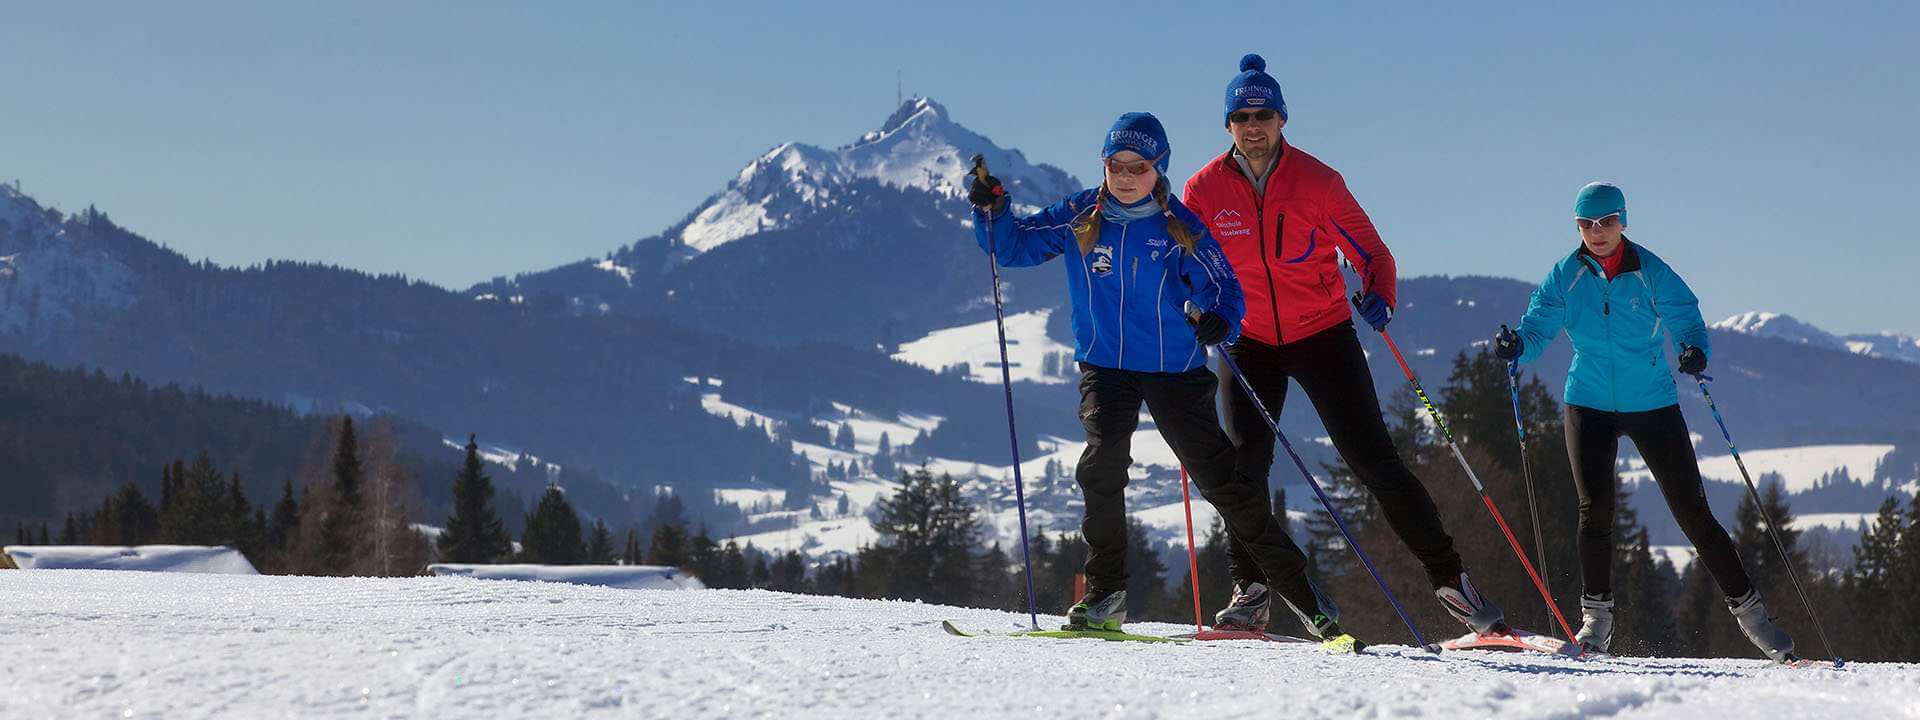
[941,620,1187,644]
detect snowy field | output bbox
[6,571,1916,719]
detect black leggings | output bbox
[1565,403,1751,599]
[1074,363,1323,617]
[1219,322,1464,588]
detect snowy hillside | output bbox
[1619,444,1897,495]
[891,308,1076,385]
[0,184,140,339]
[5,570,1913,719]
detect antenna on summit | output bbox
[896,70,903,107]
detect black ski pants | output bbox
[1219,321,1465,589]
[1074,362,1321,615]
[1566,403,1752,599]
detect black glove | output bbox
[1677,343,1707,375]
[1189,311,1231,346]
[968,174,1006,211]
[1493,325,1522,361]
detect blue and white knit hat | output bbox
[1225,53,1287,124]
[1102,112,1171,174]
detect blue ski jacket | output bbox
[973,189,1246,374]
[1512,239,1711,412]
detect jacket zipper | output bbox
[1117,223,1129,367]
[1234,165,1285,345]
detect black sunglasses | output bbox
[1229,109,1279,125]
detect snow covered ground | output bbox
[6,571,1914,719]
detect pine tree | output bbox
[770,550,808,593]
[1891,491,1920,660]
[869,469,982,602]
[268,479,300,568]
[158,452,231,546]
[227,471,260,558]
[719,540,748,588]
[749,551,772,588]
[109,482,159,546]
[873,432,897,478]
[317,418,366,574]
[520,485,584,564]
[687,525,720,584]
[438,435,511,563]
[1845,496,1904,660]
[1123,515,1166,620]
[586,520,615,564]
[648,523,688,568]
[1675,563,1720,657]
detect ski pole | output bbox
[1506,356,1552,626]
[969,154,1040,630]
[1192,303,1432,650]
[1179,466,1204,633]
[1357,302,1578,645]
[1692,374,1842,665]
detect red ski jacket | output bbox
[1182,139,1396,346]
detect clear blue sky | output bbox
[3,2,1916,335]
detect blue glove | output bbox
[1354,291,1393,331]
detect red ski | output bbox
[1438,627,1582,657]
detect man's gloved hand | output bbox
[1354,291,1393,331]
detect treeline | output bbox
[22,416,431,576]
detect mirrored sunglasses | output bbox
[1575,213,1622,231]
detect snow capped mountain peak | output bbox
[1714,311,1920,366]
[1712,312,1843,348]
[858,96,951,144]
[669,98,1079,256]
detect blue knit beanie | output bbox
[1102,112,1170,174]
[1574,182,1627,224]
[1224,53,1287,125]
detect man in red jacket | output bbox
[1183,54,1507,637]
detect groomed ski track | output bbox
[5,570,1914,719]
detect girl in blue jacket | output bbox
[967,112,1350,647]
[1494,182,1795,662]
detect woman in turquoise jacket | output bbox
[967,112,1353,649]
[1493,182,1796,663]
